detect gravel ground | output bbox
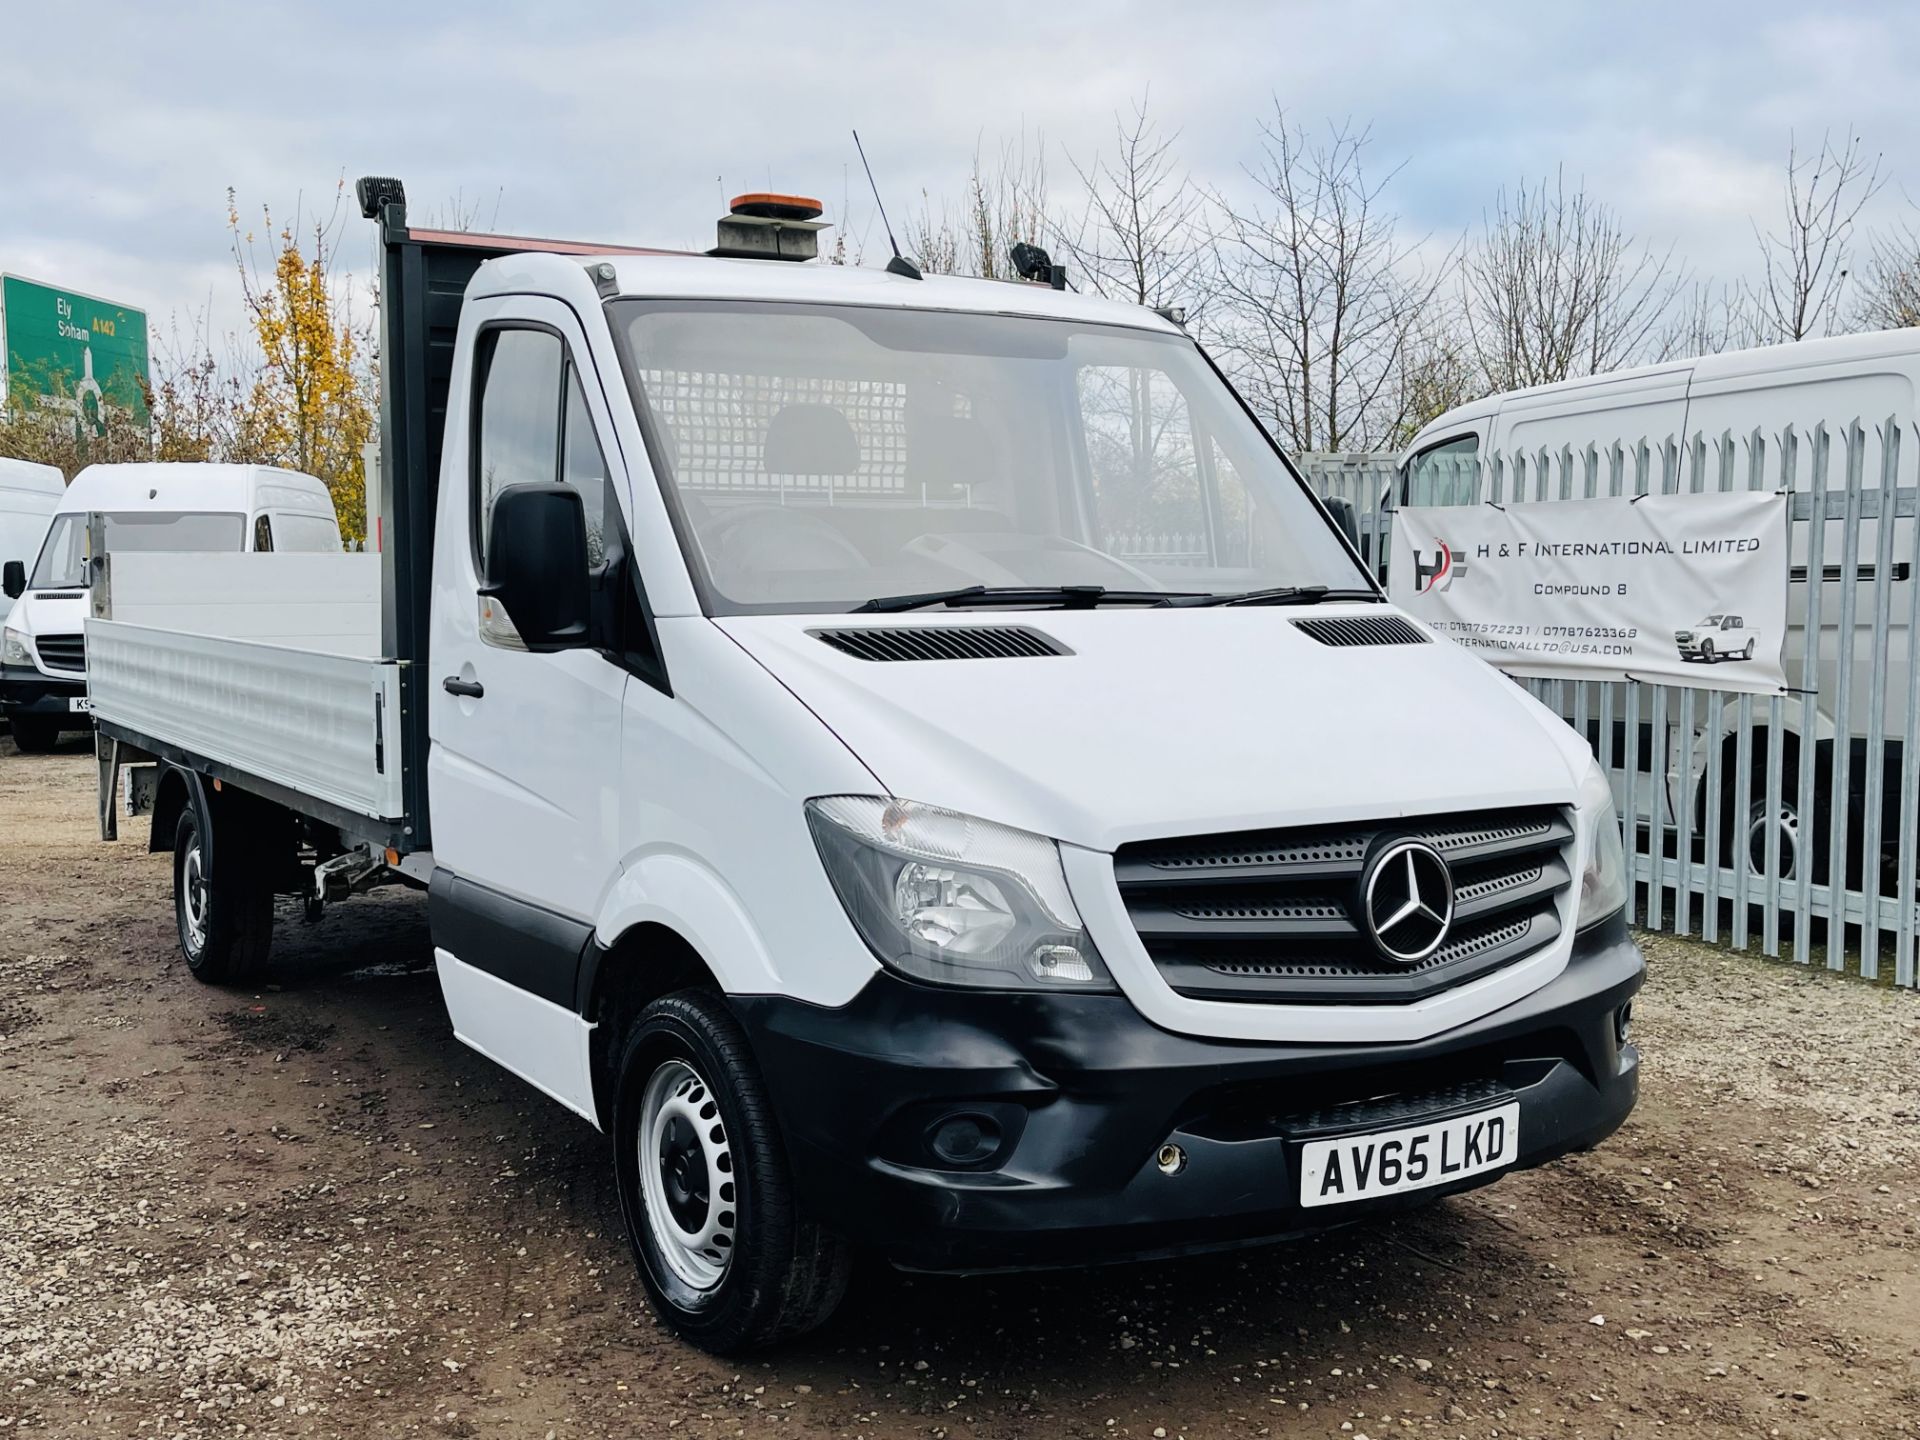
[2,734,1917,1440]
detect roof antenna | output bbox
[853,129,922,280]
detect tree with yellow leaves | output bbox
[228,182,376,544]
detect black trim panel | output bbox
[732,913,1643,1273]
[1,662,87,710]
[429,869,593,1010]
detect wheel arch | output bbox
[148,764,207,857]
[582,921,725,1137]
[1693,725,1805,833]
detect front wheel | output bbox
[8,714,59,753]
[612,991,850,1353]
[1701,638,1716,662]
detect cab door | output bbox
[426,295,631,1091]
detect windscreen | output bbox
[610,300,1367,614]
[30,511,245,588]
[272,513,344,553]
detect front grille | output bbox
[34,633,85,673]
[1115,806,1573,1004]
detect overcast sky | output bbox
[4,0,1918,349]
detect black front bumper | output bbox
[0,663,86,719]
[735,913,1643,1273]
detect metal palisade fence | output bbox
[1295,426,1920,989]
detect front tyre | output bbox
[8,714,59,753]
[612,991,850,1353]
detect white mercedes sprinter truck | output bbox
[86,179,1642,1353]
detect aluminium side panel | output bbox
[86,620,403,822]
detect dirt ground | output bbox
[2,737,1917,1440]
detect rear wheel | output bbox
[1744,638,1756,660]
[8,714,59,753]
[172,803,275,983]
[612,990,850,1353]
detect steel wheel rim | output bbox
[637,1058,736,1292]
[182,841,209,949]
[1746,800,1799,880]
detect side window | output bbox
[562,367,610,566]
[474,328,565,564]
[1403,434,1480,507]
[252,514,274,552]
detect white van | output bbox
[1398,329,1920,882]
[0,458,63,631]
[2,463,340,751]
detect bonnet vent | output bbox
[1292,615,1430,648]
[812,625,1069,662]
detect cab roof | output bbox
[1405,327,1920,457]
[467,249,1186,336]
[60,463,332,515]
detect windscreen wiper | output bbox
[852,584,1205,614]
[1158,585,1384,608]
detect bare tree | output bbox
[907,134,1051,279]
[1390,311,1479,445]
[1058,94,1213,313]
[421,187,505,233]
[1211,107,1450,453]
[1658,279,1759,359]
[1853,221,1920,331]
[1461,168,1683,392]
[1747,129,1882,342]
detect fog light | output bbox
[1156,1142,1187,1176]
[1614,1002,1634,1045]
[927,1111,1002,1167]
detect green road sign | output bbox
[1,274,151,430]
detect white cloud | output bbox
[3,0,1919,372]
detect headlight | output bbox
[2,628,28,666]
[1575,759,1628,929]
[806,796,1115,991]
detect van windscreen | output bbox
[30,511,245,589]
[608,299,1369,614]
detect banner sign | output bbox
[1389,491,1789,694]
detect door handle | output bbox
[443,676,485,699]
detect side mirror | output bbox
[2,560,24,600]
[1321,496,1362,551]
[480,484,591,651]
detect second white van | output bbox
[2,463,341,752]
[1398,329,1919,887]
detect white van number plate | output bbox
[68,696,91,714]
[1298,1102,1519,1208]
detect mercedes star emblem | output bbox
[1361,839,1455,964]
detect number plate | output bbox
[68,696,92,714]
[1298,1102,1519,1208]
